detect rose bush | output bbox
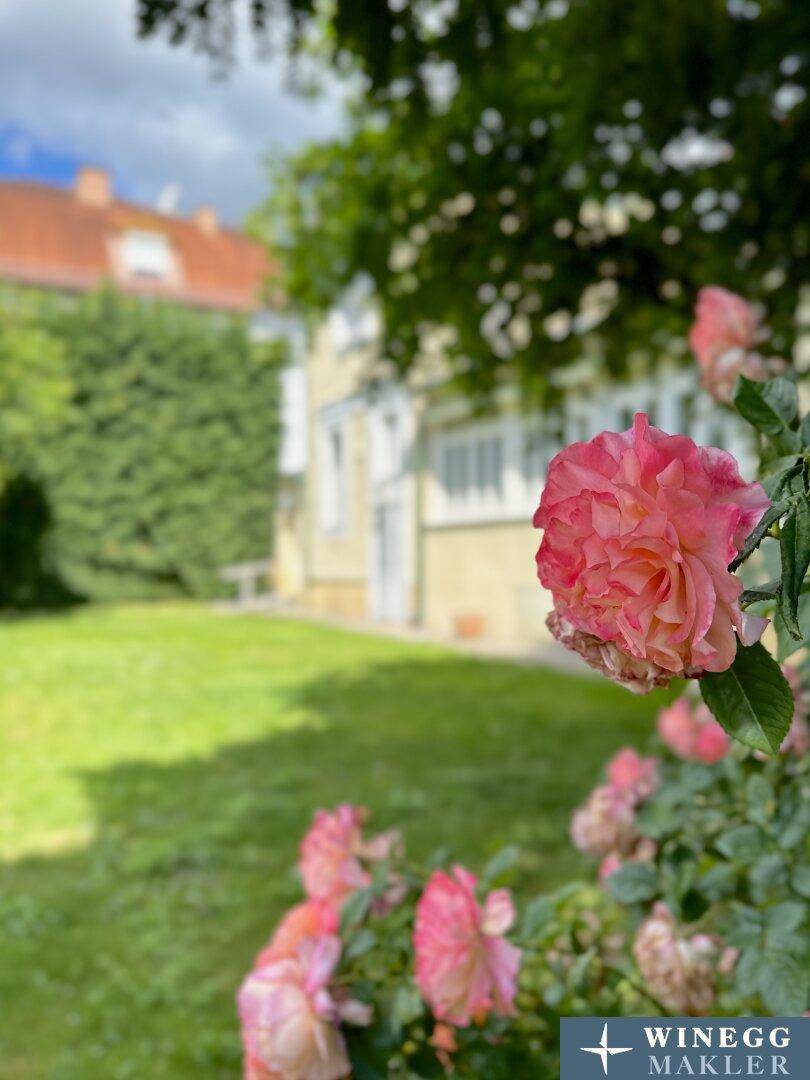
[238,288,809,1076]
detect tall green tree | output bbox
[0,308,70,491]
[138,0,809,393]
[35,289,283,600]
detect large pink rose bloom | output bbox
[239,936,368,1080]
[534,413,769,693]
[299,805,400,908]
[689,287,786,404]
[413,865,522,1026]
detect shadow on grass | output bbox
[0,652,669,1079]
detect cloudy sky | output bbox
[0,0,344,225]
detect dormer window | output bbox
[120,230,175,281]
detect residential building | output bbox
[0,165,272,313]
[275,286,755,653]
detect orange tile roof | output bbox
[0,178,276,313]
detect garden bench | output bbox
[219,558,273,607]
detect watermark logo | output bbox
[561,1017,809,1078]
[580,1022,633,1074]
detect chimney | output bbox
[74,165,112,209]
[194,205,219,235]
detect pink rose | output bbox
[535,414,769,693]
[692,706,731,764]
[570,785,638,858]
[606,747,659,803]
[299,805,401,908]
[239,935,368,1080]
[657,698,699,758]
[689,286,786,404]
[413,866,522,1026]
[633,903,724,1015]
[255,900,340,968]
[657,697,730,763]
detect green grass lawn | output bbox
[0,603,671,1078]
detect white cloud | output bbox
[0,0,344,224]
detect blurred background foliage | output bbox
[0,289,282,606]
[138,0,809,397]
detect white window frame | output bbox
[120,230,175,281]
[319,412,350,535]
[424,366,755,529]
[427,416,527,526]
[278,364,308,477]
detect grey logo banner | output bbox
[561,1017,809,1078]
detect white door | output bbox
[372,501,405,622]
[367,388,413,624]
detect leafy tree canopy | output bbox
[139,0,809,393]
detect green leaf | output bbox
[791,864,810,899]
[724,903,763,949]
[344,927,376,959]
[733,376,801,453]
[635,798,683,840]
[801,412,810,448]
[735,948,766,994]
[778,799,810,850]
[699,642,794,754]
[758,953,808,1015]
[765,901,805,936]
[607,861,658,903]
[749,853,789,900]
[715,823,766,862]
[481,845,519,885]
[745,773,774,826]
[424,847,451,870]
[521,894,554,939]
[339,887,372,934]
[778,495,810,640]
[761,457,802,497]
[390,984,424,1034]
[774,590,810,659]
[767,458,806,501]
[698,862,738,901]
[729,503,786,571]
[764,901,806,953]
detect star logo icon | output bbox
[580,1021,633,1075]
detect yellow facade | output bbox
[274,311,554,649]
[421,521,552,647]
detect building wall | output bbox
[421,521,553,646]
[301,320,373,616]
[274,480,307,601]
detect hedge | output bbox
[33,288,283,600]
